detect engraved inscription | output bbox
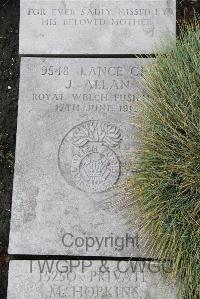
[20,1,176,54]
[8,260,178,299]
[58,121,121,193]
[25,3,175,32]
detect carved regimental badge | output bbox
[58,120,122,193]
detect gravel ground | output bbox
[0,0,199,298]
[0,0,19,298]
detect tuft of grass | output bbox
[124,22,200,299]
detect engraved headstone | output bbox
[9,57,150,256]
[20,0,176,54]
[7,260,179,299]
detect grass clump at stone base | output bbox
[124,22,200,299]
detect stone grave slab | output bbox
[9,57,152,256]
[20,0,176,55]
[7,260,179,299]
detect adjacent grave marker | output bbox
[9,57,150,256]
[7,260,178,299]
[20,0,176,54]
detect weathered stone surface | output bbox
[7,260,178,299]
[20,0,176,54]
[9,57,151,256]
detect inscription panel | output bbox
[7,260,178,299]
[20,0,176,54]
[9,58,150,256]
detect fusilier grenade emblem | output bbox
[58,121,121,193]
